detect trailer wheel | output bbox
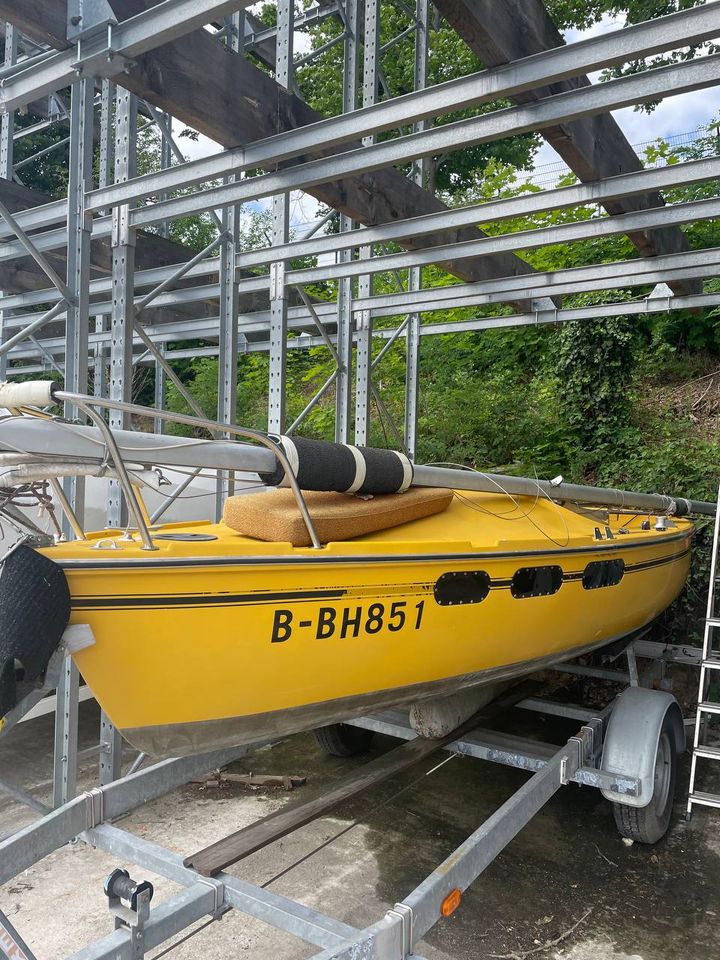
[612,715,678,844]
[313,723,374,757]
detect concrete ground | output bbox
[1,696,718,960]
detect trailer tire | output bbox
[313,723,375,757]
[611,715,678,844]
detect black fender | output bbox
[0,545,70,717]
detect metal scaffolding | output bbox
[0,0,716,488]
[0,1,719,954]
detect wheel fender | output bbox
[600,687,684,808]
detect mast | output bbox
[0,381,715,518]
[411,465,715,518]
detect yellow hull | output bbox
[40,491,693,756]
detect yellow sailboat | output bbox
[0,383,703,756]
[51,492,692,755]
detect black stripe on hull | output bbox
[72,588,347,610]
[70,547,690,612]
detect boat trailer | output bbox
[0,637,696,960]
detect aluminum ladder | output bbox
[687,483,720,816]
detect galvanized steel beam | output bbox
[5,248,720,368]
[281,195,720,288]
[0,20,15,378]
[223,157,720,276]
[432,0,704,294]
[5,0,537,303]
[82,3,720,212]
[5,156,715,279]
[0,0,253,113]
[124,55,720,229]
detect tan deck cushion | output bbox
[223,487,453,546]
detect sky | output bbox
[531,14,720,172]
[176,11,720,231]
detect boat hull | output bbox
[116,630,651,756]
[58,524,692,756]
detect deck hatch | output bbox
[582,558,625,590]
[434,571,490,606]
[153,533,219,541]
[511,565,563,599]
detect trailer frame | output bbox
[0,640,691,960]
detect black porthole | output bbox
[511,565,563,599]
[582,558,625,590]
[434,571,491,606]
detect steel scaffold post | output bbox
[99,711,123,787]
[93,81,114,414]
[82,318,116,835]
[63,76,94,533]
[405,0,429,461]
[268,0,294,435]
[216,10,242,519]
[93,316,108,397]
[0,22,16,379]
[335,0,361,444]
[108,88,138,528]
[157,109,172,240]
[354,0,380,446]
[0,23,15,178]
[99,78,116,202]
[52,656,79,808]
[154,342,166,435]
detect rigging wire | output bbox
[259,753,457,890]
[423,458,572,548]
[0,479,57,544]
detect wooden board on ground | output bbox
[184,682,538,877]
